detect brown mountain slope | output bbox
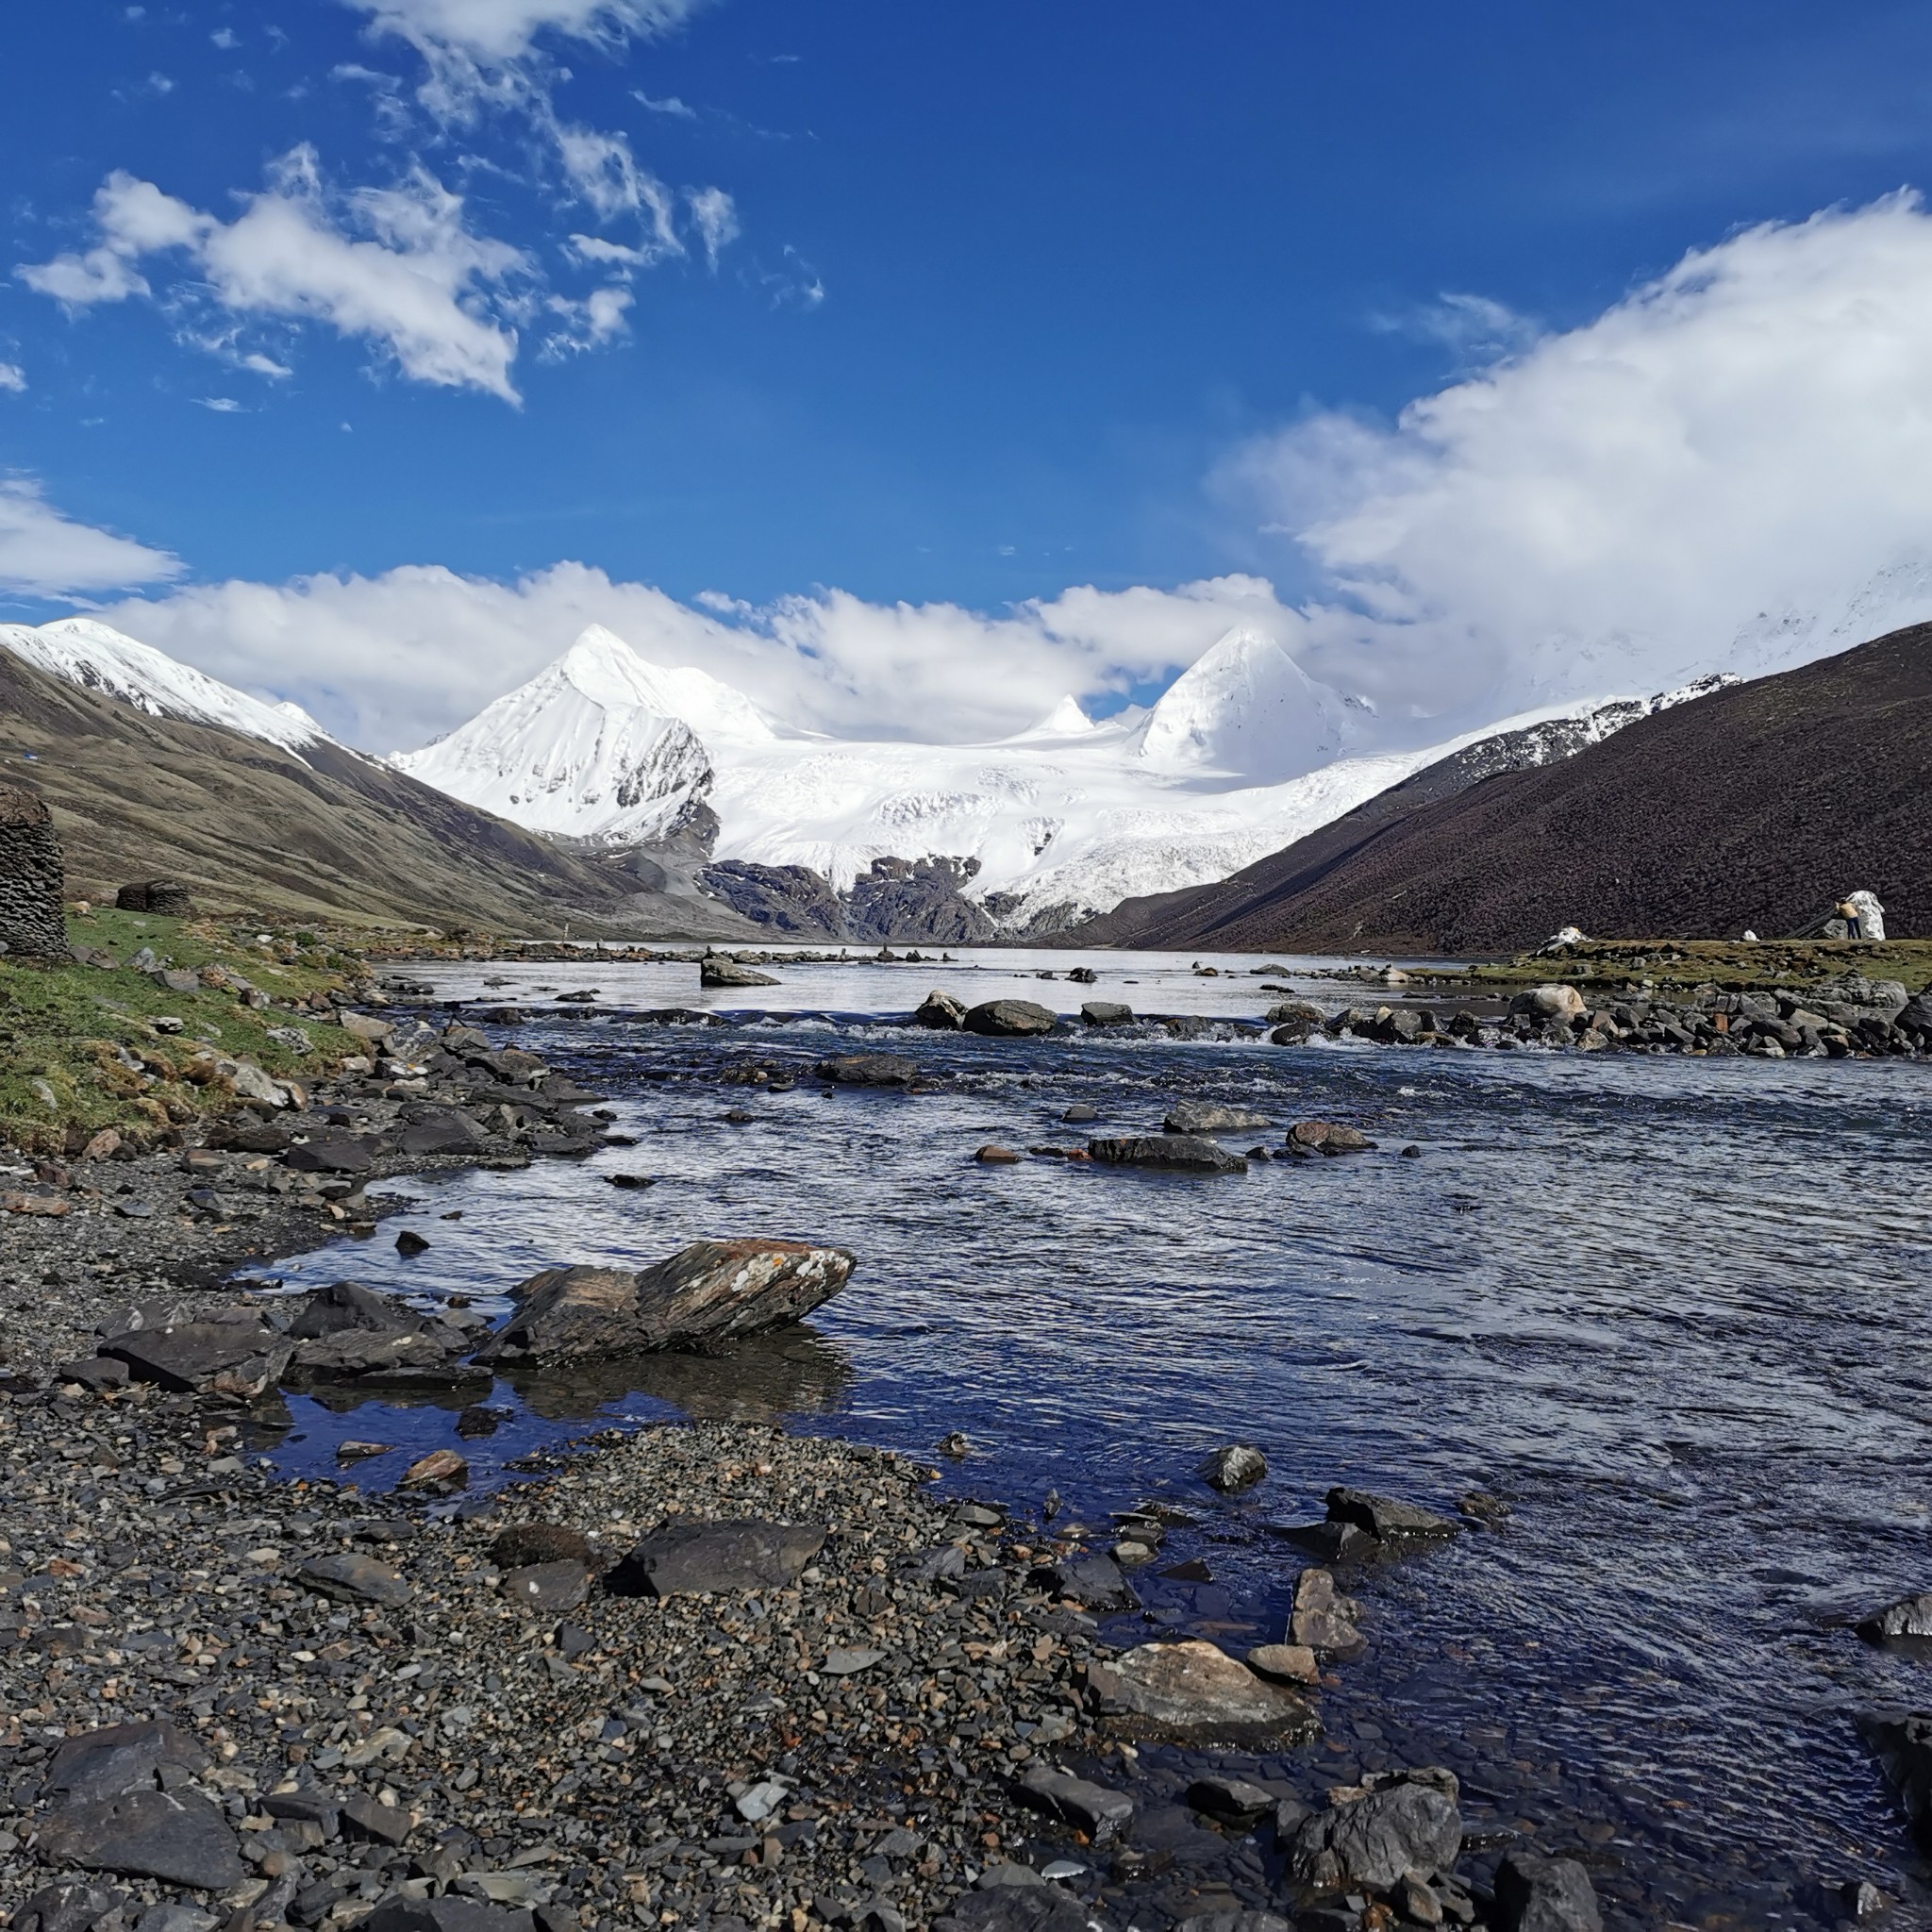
[0,649,757,938]
[1079,624,1931,955]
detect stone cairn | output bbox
[116,878,196,917]
[0,784,67,958]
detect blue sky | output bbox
[8,1,1932,748]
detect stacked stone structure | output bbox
[0,784,67,958]
[116,879,196,916]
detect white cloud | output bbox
[343,0,704,66]
[97,563,1298,753]
[211,26,239,48]
[685,185,738,268]
[0,363,25,393]
[0,479,184,597]
[541,284,633,356]
[1222,192,1932,725]
[635,92,695,119]
[197,397,244,412]
[1374,291,1541,367]
[241,352,294,378]
[18,150,527,402]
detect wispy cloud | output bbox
[197,396,244,412]
[0,478,184,597]
[0,363,25,394]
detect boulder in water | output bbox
[1165,1101,1270,1134]
[475,1238,855,1364]
[963,999,1058,1037]
[701,955,781,989]
[1089,1134,1246,1174]
[914,990,968,1028]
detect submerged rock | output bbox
[1165,1102,1271,1134]
[815,1053,919,1087]
[1285,1121,1376,1156]
[1198,1442,1268,1491]
[1326,1485,1461,1542]
[1089,1134,1247,1174]
[1858,1591,1932,1646]
[1291,1566,1366,1658]
[475,1239,856,1364]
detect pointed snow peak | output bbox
[1004,693,1094,741]
[543,624,774,743]
[1137,626,1347,782]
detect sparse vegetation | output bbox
[0,907,365,1154]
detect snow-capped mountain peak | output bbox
[1004,693,1097,741]
[391,625,726,845]
[1134,626,1349,782]
[557,624,774,744]
[0,616,328,755]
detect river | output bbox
[245,947,1932,1928]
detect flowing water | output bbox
[245,949,1932,1927]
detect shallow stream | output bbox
[244,948,1932,1927]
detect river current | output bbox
[245,948,1932,1928]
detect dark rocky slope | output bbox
[1076,625,1930,955]
[0,650,758,939]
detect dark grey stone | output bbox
[1088,1133,1247,1174]
[962,999,1058,1037]
[1016,1766,1134,1841]
[294,1552,412,1607]
[606,1520,827,1596]
[38,1787,247,1890]
[1491,1850,1604,1932]
[42,1721,210,1803]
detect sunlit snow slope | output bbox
[0,617,330,755]
[394,623,1628,927]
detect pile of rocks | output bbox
[0,783,68,959]
[1291,978,1932,1059]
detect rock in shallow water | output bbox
[962,999,1058,1037]
[1165,1101,1271,1134]
[1088,1134,1247,1174]
[1491,1848,1604,1931]
[476,1238,856,1364]
[1086,1639,1318,1740]
[1858,1591,1932,1645]
[815,1053,919,1087]
[1198,1442,1268,1491]
[914,991,968,1028]
[1287,1769,1462,1891]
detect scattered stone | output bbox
[821,1645,887,1675]
[1285,1121,1375,1156]
[476,1239,857,1364]
[399,1447,469,1491]
[1016,1767,1134,1841]
[500,1559,591,1613]
[335,1439,394,1461]
[1184,1774,1276,1827]
[395,1228,432,1256]
[37,1789,246,1891]
[962,1000,1058,1037]
[1858,1591,1932,1646]
[1088,1134,1247,1174]
[294,1553,412,1607]
[1198,1442,1268,1491]
[1037,1552,1137,1611]
[701,957,782,989]
[1078,1002,1133,1026]
[974,1145,1022,1165]
[1061,1104,1097,1123]
[934,1888,1088,1932]
[1244,1641,1319,1684]
[1508,984,1588,1022]
[1491,1848,1604,1931]
[606,1173,657,1190]
[1287,1770,1462,1891]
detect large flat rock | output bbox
[475,1239,856,1364]
[1086,1638,1318,1741]
[605,1520,827,1597]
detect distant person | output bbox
[1826,891,1887,941]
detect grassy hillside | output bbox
[0,908,360,1154]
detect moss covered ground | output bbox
[0,908,364,1154]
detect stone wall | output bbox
[0,785,67,958]
[116,879,196,917]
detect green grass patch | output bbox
[0,909,367,1154]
